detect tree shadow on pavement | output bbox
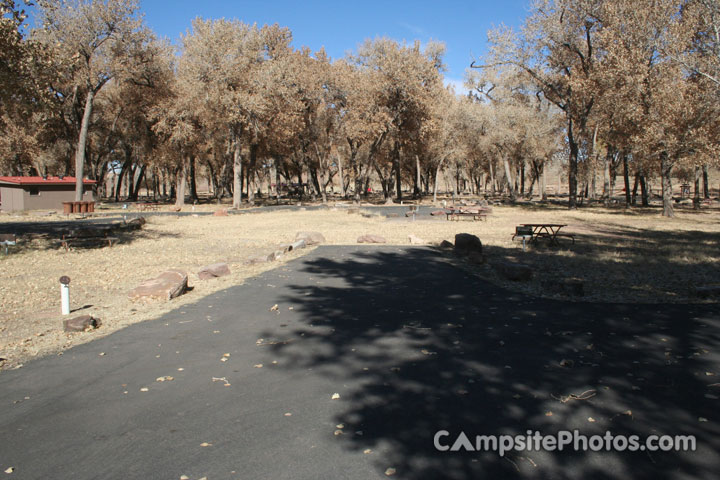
[261,246,720,479]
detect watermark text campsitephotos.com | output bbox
[434,430,696,457]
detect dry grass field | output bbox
[1,201,719,370]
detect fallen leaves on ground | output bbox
[212,376,231,386]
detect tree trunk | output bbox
[694,165,702,210]
[127,164,137,200]
[639,173,649,206]
[232,141,242,209]
[433,157,446,204]
[488,158,496,194]
[394,142,402,201]
[189,156,199,203]
[602,150,611,205]
[631,172,639,206]
[567,118,578,209]
[129,164,146,201]
[502,156,516,201]
[702,164,709,199]
[175,158,188,207]
[115,153,131,202]
[413,155,421,198]
[275,158,282,204]
[622,153,631,207]
[74,89,95,201]
[660,152,674,217]
[337,154,346,198]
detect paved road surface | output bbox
[1,246,718,479]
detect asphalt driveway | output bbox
[0,246,718,479]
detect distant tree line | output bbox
[1,0,718,216]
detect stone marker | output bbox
[357,234,387,244]
[213,208,229,216]
[63,315,101,332]
[408,234,427,245]
[295,231,326,245]
[494,261,533,281]
[197,263,231,280]
[454,233,482,255]
[128,269,188,301]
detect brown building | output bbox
[0,176,96,212]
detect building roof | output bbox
[0,176,97,186]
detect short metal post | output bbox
[60,276,71,315]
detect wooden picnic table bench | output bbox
[58,228,119,251]
[512,224,574,247]
[445,207,491,221]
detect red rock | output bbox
[128,269,188,301]
[63,315,101,332]
[295,231,325,245]
[197,263,231,280]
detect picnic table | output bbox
[513,224,574,246]
[58,227,119,251]
[1,234,16,254]
[445,207,491,221]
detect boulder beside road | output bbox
[63,315,101,332]
[128,269,188,301]
[197,263,231,280]
[454,233,482,255]
[295,231,326,245]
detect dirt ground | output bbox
[1,200,719,370]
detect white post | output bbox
[59,276,71,315]
[61,284,70,315]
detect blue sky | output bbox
[140,0,530,92]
